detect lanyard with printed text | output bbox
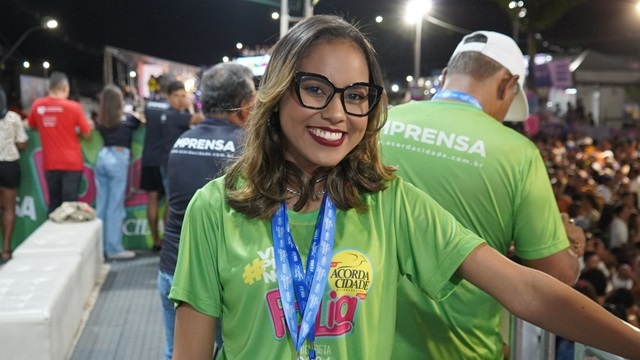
[271,194,336,360]
[431,90,483,110]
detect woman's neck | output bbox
[286,196,323,212]
[285,177,326,212]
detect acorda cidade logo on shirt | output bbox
[244,247,373,339]
[328,250,372,300]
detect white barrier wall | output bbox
[0,219,103,360]
[13,220,103,303]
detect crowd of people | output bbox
[3,13,640,360]
[536,123,640,319]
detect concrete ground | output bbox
[69,250,164,360]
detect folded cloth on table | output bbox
[49,202,97,223]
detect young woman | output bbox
[95,84,141,260]
[169,15,640,360]
[0,87,28,263]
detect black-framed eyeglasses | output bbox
[292,71,383,117]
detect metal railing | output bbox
[508,315,624,360]
[509,317,556,360]
[573,343,624,360]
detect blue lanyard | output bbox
[431,90,483,110]
[271,194,336,359]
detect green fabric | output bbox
[169,176,484,359]
[381,100,569,359]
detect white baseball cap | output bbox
[451,31,529,122]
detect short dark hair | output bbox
[573,280,598,302]
[583,251,597,263]
[605,288,635,309]
[49,71,69,91]
[584,193,600,210]
[167,80,185,95]
[579,268,607,296]
[447,52,503,81]
[157,74,176,94]
[612,202,627,216]
[199,62,254,116]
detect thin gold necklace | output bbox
[285,177,326,197]
[285,187,326,197]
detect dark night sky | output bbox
[1,0,639,90]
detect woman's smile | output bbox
[307,126,346,147]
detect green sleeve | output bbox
[513,152,569,260]
[393,179,485,301]
[169,186,223,318]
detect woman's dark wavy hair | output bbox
[225,15,395,219]
[98,84,124,130]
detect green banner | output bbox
[14,128,165,251]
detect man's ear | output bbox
[497,74,519,101]
[238,99,253,122]
[510,75,520,95]
[441,68,449,87]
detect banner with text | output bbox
[14,128,164,250]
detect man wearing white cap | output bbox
[381,31,585,358]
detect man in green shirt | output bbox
[381,31,586,359]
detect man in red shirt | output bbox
[28,71,92,214]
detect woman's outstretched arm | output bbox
[457,243,640,359]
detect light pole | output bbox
[508,1,527,41]
[0,17,58,69]
[405,0,432,82]
[42,61,50,91]
[279,0,315,39]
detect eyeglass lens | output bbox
[297,74,380,116]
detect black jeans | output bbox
[45,170,82,214]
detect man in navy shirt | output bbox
[157,62,255,360]
[160,80,204,196]
[141,75,171,251]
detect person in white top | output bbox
[609,203,631,249]
[0,87,28,263]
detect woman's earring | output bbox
[268,111,279,130]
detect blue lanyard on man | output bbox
[431,90,483,111]
[271,193,336,360]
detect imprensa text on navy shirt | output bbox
[160,107,192,167]
[141,98,170,166]
[159,118,244,275]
